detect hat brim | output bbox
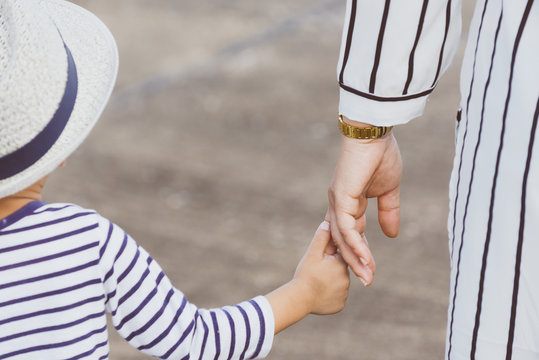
[0,0,118,197]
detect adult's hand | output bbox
[328,116,403,286]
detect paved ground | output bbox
[51,1,473,359]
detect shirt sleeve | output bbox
[337,0,462,126]
[96,216,274,359]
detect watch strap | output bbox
[338,114,393,139]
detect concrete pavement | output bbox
[54,1,474,358]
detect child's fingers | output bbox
[319,220,330,232]
[323,212,337,255]
[324,240,338,255]
[309,221,333,255]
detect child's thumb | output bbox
[310,221,335,255]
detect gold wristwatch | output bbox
[338,114,393,139]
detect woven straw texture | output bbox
[0,0,118,197]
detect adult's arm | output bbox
[329,0,462,283]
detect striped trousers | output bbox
[446,0,539,359]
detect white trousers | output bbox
[446,0,539,359]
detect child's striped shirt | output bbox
[0,201,274,359]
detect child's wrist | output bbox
[266,279,313,334]
[288,278,316,315]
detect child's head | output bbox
[0,0,118,198]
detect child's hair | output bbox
[0,0,118,197]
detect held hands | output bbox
[328,118,403,286]
[293,221,350,315]
[266,221,350,334]
[266,117,402,334]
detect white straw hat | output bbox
[0,0,118,197]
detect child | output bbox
[0,0,350,359]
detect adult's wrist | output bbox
[340,130,394,146]
[338,114,393,142]
[340,114,373,128]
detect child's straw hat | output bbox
[0,0,118,197]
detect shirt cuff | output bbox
[252,295,275,359]
[339,87,429,126]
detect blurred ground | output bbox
[49,1,473,359]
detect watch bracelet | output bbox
[338,114,393,139]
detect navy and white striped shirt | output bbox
[0,201,274,359]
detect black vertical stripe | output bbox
[431,0,452,87]
[369,0,391,93]
[403,0,430,95]
[450,0,490,260]
[339,0,358,84]
[447,1,491,359]
[459,7,503,261]
[456,7,503,330]
[505,97,539,360]
[471,2,535,358]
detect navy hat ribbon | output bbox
[0,42,78,181]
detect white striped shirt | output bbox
[336,1,539,358]
[337,0,462,126]
[0,201,274,359]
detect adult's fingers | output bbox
[332,201,374,266]
[377,186,400,238]
[355,214,367,235]
[329,189,375,280]
[329,209,374,284]
[332,231,372,285]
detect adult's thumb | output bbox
[377,188,400,238]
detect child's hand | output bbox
[266,221,350,334]
[293,221,350,315]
